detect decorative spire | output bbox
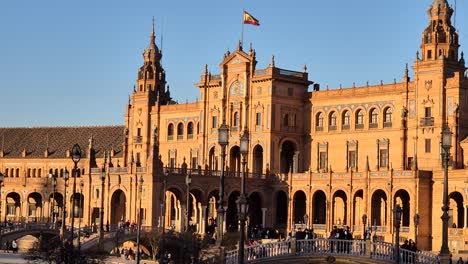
[237,40,243,51]
[404,63,409,78]
[152,16,155,36]
[204,64,208,75]
[303,64,307,73]
[270,55,275,67]
[143,17,161,62]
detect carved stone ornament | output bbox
[424,80,432,91]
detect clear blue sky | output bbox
[0,0,466,127]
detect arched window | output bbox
[187,122,194,139]
[342,110,351,130]
[329,111,337,130]
[38,169,42,177]
[384,107,393,127]
[177,123,184,140]
[233,112,239,127]
[15,168,20,177]
[316,112,324,131]
[369,108,378,128]
[355,109,364,129]
[197,122,200,134]
[168,124,174,140]
[5,168,8,177]
[283,114,289,127]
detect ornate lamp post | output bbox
[414,213,420,247]
[440,125,452,261]
[49,173,57,228]
[393,204,402,264]
[61,171,69,242]
[362,214,367,240]
[237,130,249,264]
[217,122,229,245]
[78,180,84,252]
[70,143,82,247]
[185,172,192,232]
[136,175,144,264]
[98,152,107,251]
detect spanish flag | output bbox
[243,11,260,26]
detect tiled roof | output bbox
[0,126,125,159]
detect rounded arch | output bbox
[249,192,263,227]
[328,111,337,127]
[226,191,240,231]
[312,190,326,225]
[205,190,219,234]
[229,146,241,177]
[187,122,194,137]
[315,112,324,128]
[280,139,297,173]
[177,122,184,138]
[110,189,127,225]
[233,112,240,127]
[6,192,21,220]
[252,144,263,176]
[167,123,174,139]
[394,189,410,227]
[355,108,365,126]
[208,146,217,171]
[383,106,393,124]
[293,190,307,224]
[449,191,464,228]
[353,190,364,228]
[332,190,348,225]
[369,107,379,127]
[371,189,388,226]
[275,190,288,227]
[70,193,85,219]
[27,192,43,220]
[341,109,351,128]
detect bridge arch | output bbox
[27,192,43,221]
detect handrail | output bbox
[225,239,439,264]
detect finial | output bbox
[366,81,369,86]
[270,55,275,67]
[237,40,242,51]
[404,63,409,78]
[249,43,253,54]
[340,84,342,89]
[133,85,136,92]
[152,16,155,36]
[416,51,420,60]
[204,64,208,75]
[394,78,396,84]
[461,51,465,64]
[303,64,307,73]
[380,80,383,85]
[353,82,355,88]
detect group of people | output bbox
[3,239,18,253]
[400,239,418,252]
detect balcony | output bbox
[109,167,128,174]
[369,123,378,129]
[187,134,193,139]
[134,136,143,144]
[355,123,364,129]
[168,135,174,141]
[420,117,434,127]
[328,125,337,131]
[383,122,392,128]
[316,126,323,132]
[342,124,350,130]
[177,135,183,140]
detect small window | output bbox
[167,124,174,140]
[319,152,327,170]
[348,151,356,169]
[342,111,351,126]
[187,122,194,136]
[316,112,324,130]
[233,112,239,127]
[425,139,431,153]
[427,50,432,59]
[287,87,293,96]
[256,113,262,126]
[329,112,337,126]
[212,116,218,128]
[379,149,388,168]
[425,107,432,118]
[283,114,289,127]
[137,128,141,137]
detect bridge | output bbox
[223,239,439,264]
[0,223,59,243]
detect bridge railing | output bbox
[225,239,439,264]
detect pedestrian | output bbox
[11,240,18,253]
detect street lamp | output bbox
[393,204,403,264]
[237,130,249,264]
[136,175,144,264]
[78,180,84,252]
[440,125,452,260]
[414,213,420,247]
[70,143,82,247]
[61,171,69,242]
[98,152,107,251]
[362,214,367,240]
[185,172,192,232]
[49,173,57,228]
[217,122,229,245]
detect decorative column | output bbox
[261,208,267,228]
[464,205,467,228]
[201,205,207,234]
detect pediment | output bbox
[221,50,251,67]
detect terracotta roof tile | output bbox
[0,126,125,159]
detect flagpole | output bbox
[241,9,244,47]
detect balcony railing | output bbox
[401,226,410,233]
[187,134,193,139]
[355,123,364,129]
[328,125,337,131]
[109,167,128,174]
[168,135,174,141]
[177,135,183,140]
[369,123,378,129]
[90,168,102,174]
[316,126,323,132]
[136,167,147,173]
[383,122,392,128]
[134,136,143,144]
[342,124,350,130]
[420,117,434,127]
